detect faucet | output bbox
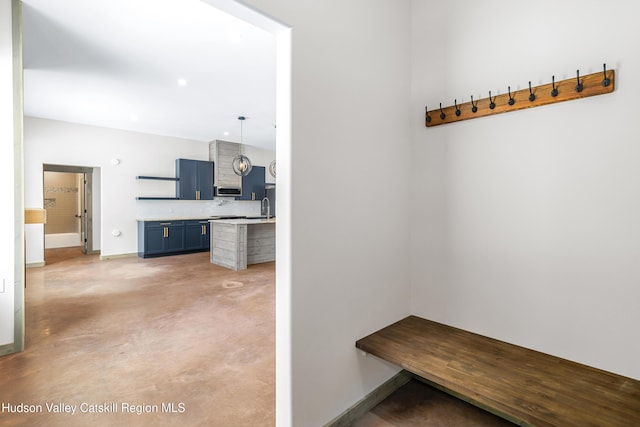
[261,197,271,219]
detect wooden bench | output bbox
[356,315,640,427]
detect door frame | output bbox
[1,0,24,357]
[43,164,95,256]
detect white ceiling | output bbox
[22,0,277,150]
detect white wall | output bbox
[11,1,638,424]
[239,1,413,425]
[411,0,640,380]
[24,117,209,261]
[24,117,272,263]
[0,0,19,347]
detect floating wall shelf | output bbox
[136,176,179,181]
[136,175,180,200]
[425,66,615,127]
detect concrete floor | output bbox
[2,248,518,427]
[353,380,515,427]
[0,248,275,427]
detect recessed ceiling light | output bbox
[129,114,138,122]
[177,78,187,86]
[223,131,230,136]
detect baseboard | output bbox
[100,252,137,260]
[0,343,17,357]
[26,262,45,268]
[324,370,412,427]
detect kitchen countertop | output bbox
[136,217,213,221]
[209,217,276,225]
[136,216,274,222]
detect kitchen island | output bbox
[209,217,276,270]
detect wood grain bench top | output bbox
[356,315,640,427]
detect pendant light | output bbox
[268,160,276,178]
[232,116,253,176]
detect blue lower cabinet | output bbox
[138,220,209,258]
[143,224,168,256]
[184,220,210,251]
[165,223,185,252]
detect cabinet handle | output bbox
[201,225,206,235]
[160,222,171,225]
[163,226,168,238]
[196,190,201,200]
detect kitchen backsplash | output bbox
[135,199,261,220]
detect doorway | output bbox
[42,164,94,262]
[10,5,292,422]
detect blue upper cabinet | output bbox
[240,166,266,201]
[176,159,196,199]
[176,159,214,200]
[196,160,214,200]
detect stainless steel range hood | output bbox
[215,187,242,197]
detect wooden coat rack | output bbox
[425,65,615,127]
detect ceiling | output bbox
[22,0,277,150]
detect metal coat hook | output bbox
[528,81,536,102]
[575,70,583,93]
[551,76,558,97]
[602,63,610,87]
[425,63,614,128]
